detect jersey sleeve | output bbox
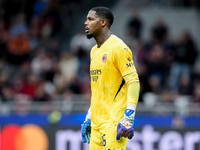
[113,45,137,77]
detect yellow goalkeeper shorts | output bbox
[89,125,127,150]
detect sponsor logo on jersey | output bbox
[90,69,101,75]
[124,47,128,51]
[126,58,134,68]
[90,69,102,81]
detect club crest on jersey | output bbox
[102,54,107,63]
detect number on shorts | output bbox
[102,134,106,146]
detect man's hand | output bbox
[81,119,91,143]
[116,109,135,140]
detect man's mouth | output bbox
[85,27,89,33]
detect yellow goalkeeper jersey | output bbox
[90,34,138,130]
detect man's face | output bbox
[84,10,102,39]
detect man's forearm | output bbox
[124,72,140,107]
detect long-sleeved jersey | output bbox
[90,34,139,130]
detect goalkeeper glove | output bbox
[116,109,135,140]
[81,108,91,143]
[81,119,91,143]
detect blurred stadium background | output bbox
[0,0,200,150]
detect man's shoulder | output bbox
[110,35,123,43]
[110,35,130,52]
[110,35,128,48]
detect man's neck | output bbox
[95,31,112,47]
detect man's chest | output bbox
[90,49,116,82]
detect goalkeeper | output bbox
[81,6,140,150]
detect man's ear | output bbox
[101,19,107,27]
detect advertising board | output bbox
[1,124,199,150]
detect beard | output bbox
[86,33,93,39]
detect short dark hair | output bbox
[91,6,114,28]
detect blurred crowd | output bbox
[0,0,89,103]
[0,0,199,107]
[126,10,200,105]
